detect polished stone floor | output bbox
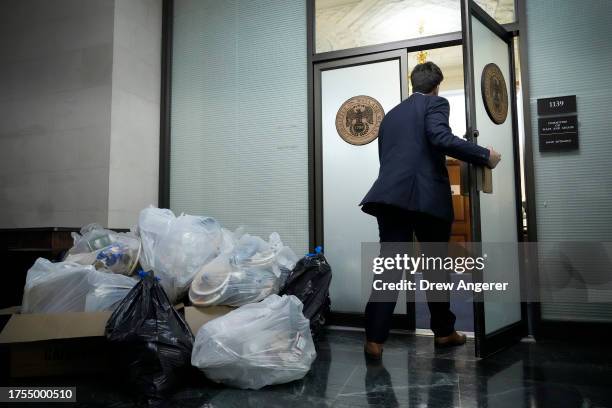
[6,328,612,407]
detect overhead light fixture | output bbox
[416,20,429,64]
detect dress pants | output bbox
[365,206,455,342]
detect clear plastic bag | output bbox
[85,271,138,312]
[67,223,115,254]
[21,258,97,313]
[191,294,316,389]
[65,224,141,275]
[155,214,222,295]
[136,207,224,302]
[137,207,175,272]
[189,231,298,307]
[22,258,139,314]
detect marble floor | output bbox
[6,328,612,408]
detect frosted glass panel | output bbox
[471,16,521,334]
[170,0,309,255]
[321,60,403,313]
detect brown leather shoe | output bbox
[364,341,384,359]
[434,331,467,347]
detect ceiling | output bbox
[315,0,515,53]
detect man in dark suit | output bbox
[360,62,501,357]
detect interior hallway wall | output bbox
[170,0,309,254]
[0,0,115,228]
[525,0,612,321]
[0,0,161,229]
[108,0,162,228]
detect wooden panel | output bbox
[447,159,471,242]
[450,235,466,243]
[453,195,466,221]
[448,163,461,185]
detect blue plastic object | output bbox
[306,246,324,257]
[137,269,160,281]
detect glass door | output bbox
[461,0,527,357]
[314,50,411,325]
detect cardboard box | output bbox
[0,305,233,378]
[0,311,113,377]
[477,166,493,194]
[482,166,493,193]
[184,305,233,334]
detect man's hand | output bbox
[487,146,501,169]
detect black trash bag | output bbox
[279,247,332,339]
[105,271,194,405]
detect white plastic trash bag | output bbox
[22,258,97,313]
[67,223,115,254]
[136,207,175,272]
[191,294,316,389]
[189,231,298,307]
[84,271,138,312]
[22,258,138,314]
[65,223,141,275]
[155,214,222,294]
[136,207,224,302]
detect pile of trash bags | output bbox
[191,294,316,389]
[18,205,329,396]
[137,207,299,305]
[21,206,300,312]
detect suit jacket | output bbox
[360,93,490,222]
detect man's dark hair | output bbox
[410,62,444,94]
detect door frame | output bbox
[460,0,528,357]
[306,0,520,250]
[313,50,413,329]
